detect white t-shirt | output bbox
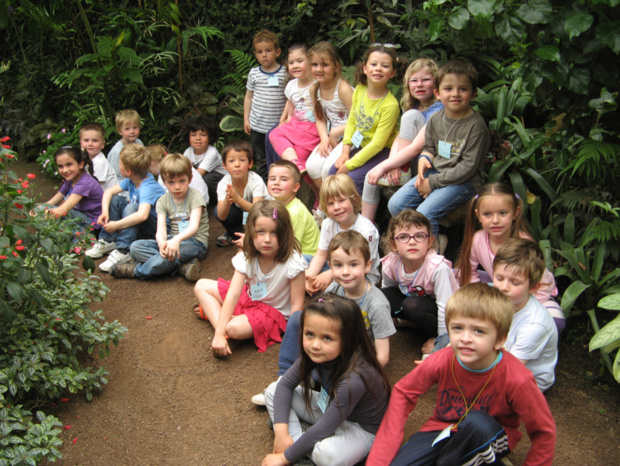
[318,214,380,285]
[91,152,118,192]
[183,145,228,176]
[232,250,307,317]
[285,78,315,122]
[216,171,270,206]
[505,295,558,391]
[158,166,209,204]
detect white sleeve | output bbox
[231,251,250,275]
[432,263,458,336]
[286,251,309,278]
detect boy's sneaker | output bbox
[216,232,235,247]
[251,392,266,406]
[99,249,132,273]
[109,262,137,278]
[377,167,412,187]
[179,259,201,281]
[85,240,116,259]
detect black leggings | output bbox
[381,286,438,336]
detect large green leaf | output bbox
[448,7,470,29]
[589,314,620,351]
[565,12,594,40]
[517,0,553,24]
[467,0,495,17]
[599,293,620,311]
[7,282,25,303]
[524,167,558,202]
[534,45,560,61]
[495,14,525,44]
[567,68,590,95]
[219,115,244,133]
[561,281,590,315]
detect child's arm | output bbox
[243,90,253,135]
[278,100,293,125]
[290,272,306,314]
[328,80,354,145]
[374,337,390,367]
[97,184,124,225]
[48,193,83,217]
[433,264,459,337]
[226,184,263,213]
[305,249,329,293]
[102,202,151,233]
[216,197,231,221]
[43,192,67,208]
[161,206,203,261]
[311,83,332,157]
[155,212,169,254]
[212,270,246,357]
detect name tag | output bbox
[351,130,364,148]
[250,282,267,301]
[178,219,189,233]
[242,211,249,225]
[268,75,279,87]
[317,387,330,413]
[438,140,452,159]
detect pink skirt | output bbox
[217,278,287,353]
[269,118,320,168]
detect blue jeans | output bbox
[99,195,158,250]
[278,310,302,376]
[387,170,475,237]
[130,237,207,279]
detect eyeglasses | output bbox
[394,232,430,243]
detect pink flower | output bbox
[61,128,66,133]
[72,438,78,444]
[47,133,52,140]
[27,173,36,179]
[21,182,28,189]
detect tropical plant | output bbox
[590,293,620,382]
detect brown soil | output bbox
[16,161,620,465]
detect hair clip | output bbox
[370,42,398,49]
[474,194,479,200]
[273,208,278,220]
[515,193,520,199]
[318,298,324,303]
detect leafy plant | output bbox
[590,293,620,382]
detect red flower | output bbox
[14,203,23,209]
[72,438,78,444]
[12,251,18,257]
[1,136,9,149]
[21,182,29,189]
[16,190,22,194]
[15,246,25,251]
[16,239,22,245]
[64,425,72,430]
[5,154,14,159]
[0,255,7,260]
[60,398,69,402]
[27,173,36,179]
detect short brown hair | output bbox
[115,109,141,132]
[328,230,370,264]
[435,60,478,91]
[119,143,151,177]
[79,122,105,140]
[319,174,361,214]
[493,238,546,288]
[253,30,279,50]
[159,153,192,181]
[221,140,253,163]
[145,143,167,163]
[445,283,513,339]
[382,210,433,252]
[269,159,301,184]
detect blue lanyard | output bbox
[396,258,420,295]
[340,281,369,308]
[254,258,276,284]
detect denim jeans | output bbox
[278,310,302,377]
[130,237,207,279]
[99,195,158,250]
[387,170,475,237]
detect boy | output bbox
[244,30,287,180]
[107,109,143,185]
[388,60,490,242]
[267,160,319,258]
[79,122,118,191]
[367,284,556,465]
[493,238,559,392]
[109,154,208,281]
[182,115,227,202]
[215,140,268,246]
[85,144,165,272]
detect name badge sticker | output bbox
[250,282,267,301]
[268,75,279,87]
[178,219,189,233]
[438,140,452,159]
[317,388,330,413]
[351,131,364,148]
[432,424,454,446]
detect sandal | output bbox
[193,303,208,322]
[216,232,234,247]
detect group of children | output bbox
[37,28,562,465]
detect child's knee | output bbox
[194,278,216,296]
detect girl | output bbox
[456,182,565,332]
[262,293,390,466]
[362,59,444,221]
[327,44,404,195]
[41,145,103,231]
[268,44,320,172]
[304,41,354,203]
[194,200,307,355]
[380,210,459,356]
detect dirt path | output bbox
[16,160,619,465]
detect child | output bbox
[387,60,491,242]
[263,293,390,466]
[109,154,208,281]
[456,182,565,332]
[41,146,103,231]
[85,143,165,272]
[268,160,319,258]
[194,200,306,355]
[107,109,143,185]
[147,143,210,204]
[327,44,403,194]
[214,140,269,247]
[305,41,354,208]
[181,115,227,202]
[79,122,118,191]
[367,284,556,465]
[267,44,320,172]
[305,174,380,294]
[380,210,459,356]
[244,30,287,180]
[493,238,559,392]
[362,58,444,221]
[326,230,395,366]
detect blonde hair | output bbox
[319,174,361,214]
[493,238,545,288]
[119,143,151,177]
[115,109,141,132]
[159,153,192,181]
[309,41,343,121]
[401,58,439,111]
[445,283,513,339]
[328,230,370,264]
[145,143,167,163]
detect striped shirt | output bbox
[247,65,287,134]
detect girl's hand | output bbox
[212,334,232,357]
[261,453,289,466]
[386,167,402,186]
[232,232,245,249]
[366,165,385,185]
[273,428,294,453]
[328,133,340,150]
[334,152,349,170]
[317,139,332,157]
[336,163,350,175]
[97,213,109,226]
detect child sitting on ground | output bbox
[107,109,143,186]
[380,210,459,356]
[79,122,118,191]
[85,144,165,273]
[108,154,208,281]
[215,140,269,247]
[367,283,556,465]
[493,238,559,392]
[181,115,227,202]
[194,200,306,356]
[306,174,380,294]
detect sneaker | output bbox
[216,232,234,247]
[179,259,201,281]
[99,249,132,273]
[251,392,266,406]
[109,262,137,278]
[437,234,448,255]
[312,209,326,229]
[85,239,116,259]
[377,167,412,187]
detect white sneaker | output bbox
[99,249,131,273]
[251,392,266,406]
[377,168,412,187]
[85,239,116,259]
[437,234,448,255]
[312,209,326,228]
